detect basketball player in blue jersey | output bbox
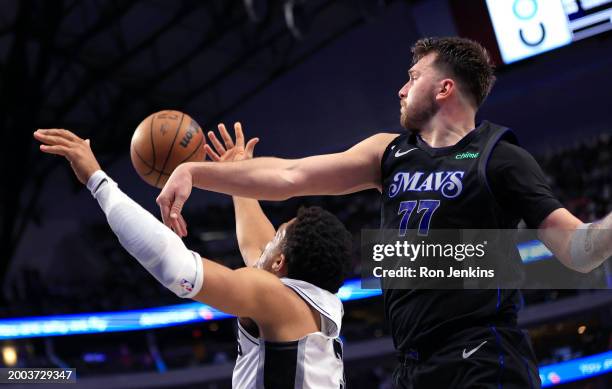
[34,126,350,388]
[157,37,612,388]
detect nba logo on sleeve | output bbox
[180,279,194,293]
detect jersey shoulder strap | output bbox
[237,319,259,345]
[280,278,343,338]
[380,132,407,175]
[476,121,519,197]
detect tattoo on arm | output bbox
[584,223,595,253]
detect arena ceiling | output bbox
[0,0,412,287]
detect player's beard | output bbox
[400,90,440,131]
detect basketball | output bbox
[130,110,206,188]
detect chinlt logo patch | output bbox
[455,152,479,160]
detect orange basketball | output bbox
[130,110,205,188]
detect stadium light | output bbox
[2,344,17,366]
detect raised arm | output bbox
[485,141,610,274]
[157,129,398,234]
[33,129,299,324]
[204,123,275,266]
[232,198,275,266]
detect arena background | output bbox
[0,0,610,387]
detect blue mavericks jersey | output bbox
[380,121,523,351]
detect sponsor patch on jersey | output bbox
[455,152,479,160]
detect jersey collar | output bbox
[413,121,489,157]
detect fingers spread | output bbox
[208,131,226,156]
[218,123,235,149]
[234,122,245,148]
[204,144,221,161]
[245,138,259,158]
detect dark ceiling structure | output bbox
[0,0,411,291]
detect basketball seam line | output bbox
[149,115,157,176]
[134,148,172,176]
[155,113,184,187]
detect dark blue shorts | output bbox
[393,325,541,389]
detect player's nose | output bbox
[398,82,408,99]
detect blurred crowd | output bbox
[538,132,611,222]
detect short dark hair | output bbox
[412,37,496,107]
[282,206,352,293]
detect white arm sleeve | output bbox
[87,170,203,298]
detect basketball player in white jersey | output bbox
[34,126,350,388]
[204,123,347,388]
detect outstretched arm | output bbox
[205,123,275,266]
[538,208,612,273]
[33,129,296,323]
[157,131,397,234]
[486,141,610,274]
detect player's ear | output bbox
[273,253,287,276]
[436,78,454,100]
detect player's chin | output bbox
[399,114,410,130]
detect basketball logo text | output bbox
[179,120,200,148]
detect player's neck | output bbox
[419,112,476,149]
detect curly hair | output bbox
[412,37,496,108]
[282,206,352,293]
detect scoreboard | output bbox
[452,0,612,64]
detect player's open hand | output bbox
[34,129,101,185]
[205,122,259,162]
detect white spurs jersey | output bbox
[232,278,345,389]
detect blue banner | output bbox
[0,239,551,340]
[540,351,612,387]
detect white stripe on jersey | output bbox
[232,278,345,389]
